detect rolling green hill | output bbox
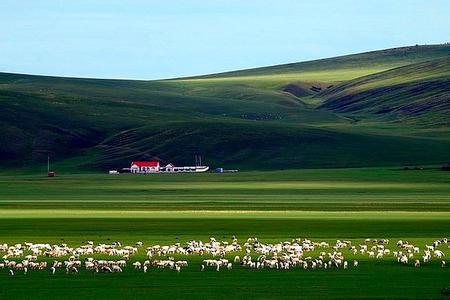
[1,44,449,171]
[180,44,450,87]
[318,57,450,125]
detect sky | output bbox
[0,0,449,80]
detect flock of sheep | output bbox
[0,237,447,276]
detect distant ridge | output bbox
[179,44,450,80]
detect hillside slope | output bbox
[1,44,449,171]
[318,57,450,125]
[179,44,450,88]
[88,120,450,170]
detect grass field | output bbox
[0,168,449,299]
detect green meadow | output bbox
[0,168,449,299]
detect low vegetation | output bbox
[0,168,449,298]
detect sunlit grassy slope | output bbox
[318,57,450,125]
[179,44,450,87]
[1,44,449,171]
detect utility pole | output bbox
[47,153,50,173]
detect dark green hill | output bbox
[88,120,450,170]
[318,57,450,125]
[1,44,449,171]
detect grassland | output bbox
[1,44,450,299]
[1,44,450,171]
[319,57,450,124]
[0,168,449,299]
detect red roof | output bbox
[131,161,159,167]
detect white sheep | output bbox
[434,250,445,258]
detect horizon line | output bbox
[1,42,448,82]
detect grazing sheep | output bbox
[112,265,122,273]
[399,255,408,264]
[0,236,446,277]
[434,250,445,258]
[132,262,142,269]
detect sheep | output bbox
[434,250,445,258]
[0,236,446,277]
[112,265,122,273]
[399,255,408,264]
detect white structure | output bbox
[160,164,209,173]
[129,161,208,173]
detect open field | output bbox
[0,168,449,299]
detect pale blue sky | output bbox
[0,0,449,79]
